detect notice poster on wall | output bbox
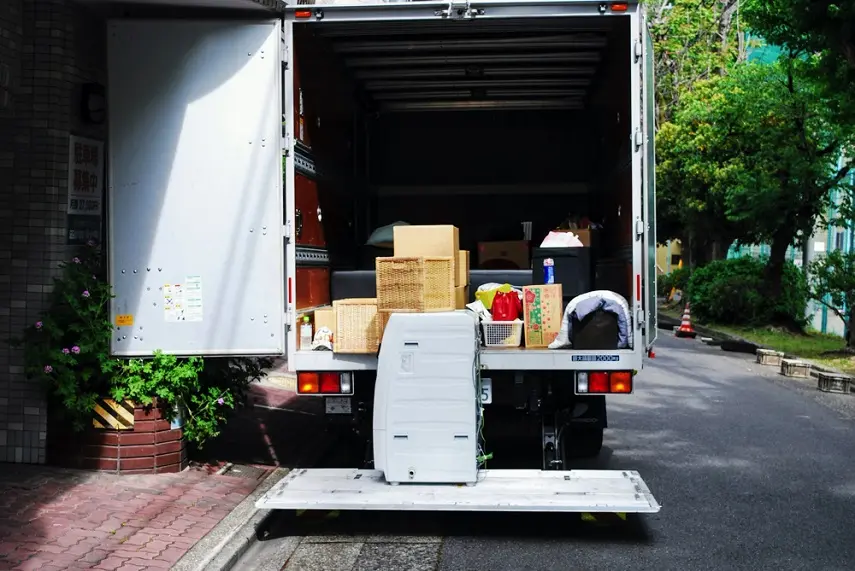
[67,135,104,245]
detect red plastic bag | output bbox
[491,291,522,321]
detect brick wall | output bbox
[0,0,106,464]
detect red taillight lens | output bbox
[589,372,609,393]
[320,373,340,394]
[294,9,313,18]
[610,3,629,11]
[298,372,319,394]
[610,371,632,393]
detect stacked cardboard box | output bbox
[375,225,468,313]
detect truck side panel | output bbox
[107,20,285,357]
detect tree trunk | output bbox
[847,310,855,349]
[764,230,792,299]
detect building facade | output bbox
[1,0,108,465]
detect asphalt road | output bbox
[235,329,855,571]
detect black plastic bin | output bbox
[532,247,593,304]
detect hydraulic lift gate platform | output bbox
[256,469,661,513]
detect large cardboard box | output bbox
[394,225,460,258]
[522,285,564,348]
[394,225,460,284]
[454,286,469,309]
[457,250,470,286]
[477,240,530,270]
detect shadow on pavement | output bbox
[260,508,653,545]
[190,382,326,470]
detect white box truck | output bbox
[106,0,660,514]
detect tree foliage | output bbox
[647,0,745,123]
[742,0,855,122]
[656,59,854,299]
[809,249,855,348]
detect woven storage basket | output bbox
[333,298,381,354]
[376,256,455,313]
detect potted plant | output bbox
[12,241,271,472]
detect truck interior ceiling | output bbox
[294,15,633,302]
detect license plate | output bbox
[325,397,352,415]
[480,378,493,405]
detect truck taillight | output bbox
[298,372,353,395]
[576,371,633,394]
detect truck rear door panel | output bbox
[107,19,285,357]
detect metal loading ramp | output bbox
[256,469,661,513]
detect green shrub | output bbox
[658,267,691,297]
[687,256,808,326]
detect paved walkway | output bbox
[0,464,267,571]
[0,380,320,571]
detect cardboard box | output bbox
[394,225,460,285]
[477,240,530,270]
[455,286,469,309]
[557,228,598,248]
[314,307,336,336]
[522,285,564,348]
[457,250,470,286]
[394,225,460,259]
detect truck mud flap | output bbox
[256,469,660,513]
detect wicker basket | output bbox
[376,256,455,313]
[333,298,381,354]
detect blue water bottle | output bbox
[543,258,555,284]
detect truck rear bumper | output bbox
[255,468,660,513]
[292,348,642,372]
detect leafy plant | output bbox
[112,353,272,446]
[11,240,272,446]
[658,267,691,297]
[808,250,855,348]
[11,241,115,430]
[687,257,808,327]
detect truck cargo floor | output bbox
[256,469,661,513]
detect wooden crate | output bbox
[817,372,852,394]
[333,299,381,354]
[756,349,784,367]
[780,359,811,378]
[376,256,455,313]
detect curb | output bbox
[173,423,334,571]
[172,467,291,571]
[658,310,850,379]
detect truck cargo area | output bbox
[291,14,645,368]
[256,468,661,514]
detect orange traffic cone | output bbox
[675,303,697,339]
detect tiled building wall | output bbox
[0,0,106,464]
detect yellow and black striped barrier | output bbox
[580,512,628,525]
[92,398,135,430]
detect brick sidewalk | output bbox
[0,381,323,571]
[0,464,268,571]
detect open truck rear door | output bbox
[107,19,285,357]
[642,26,658,349]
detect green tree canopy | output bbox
[743,0,855,120]
[647,0,744,123]
[657,58,854,309]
